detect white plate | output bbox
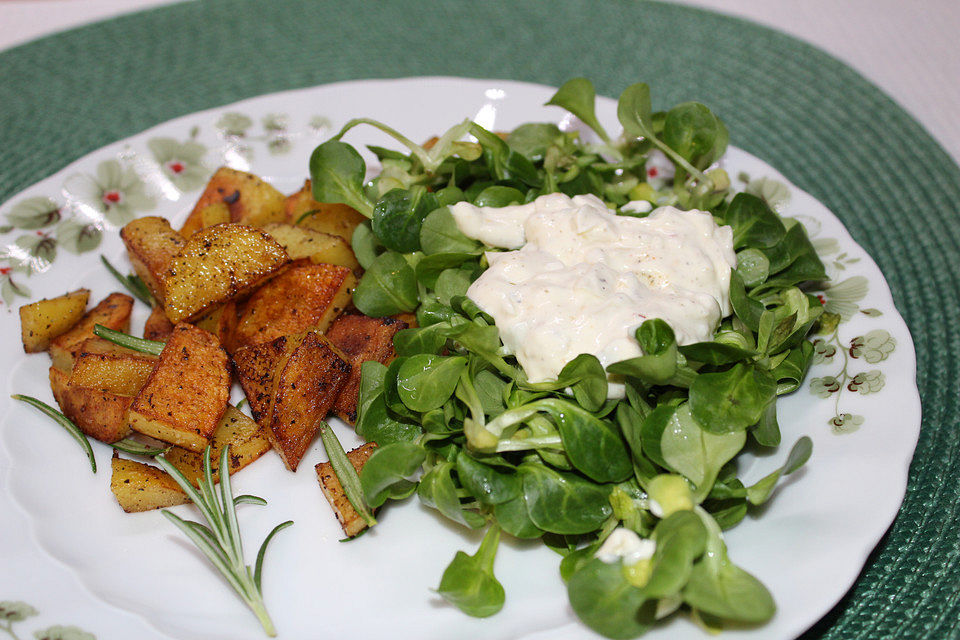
[0,77,920,640]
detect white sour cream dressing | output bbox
[450,193,736,396]
[595,527,657,564]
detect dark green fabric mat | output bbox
[1,1,958,637]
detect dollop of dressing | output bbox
[595,527,657,564]
[450,193,736,395]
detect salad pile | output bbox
[310,79,825,637]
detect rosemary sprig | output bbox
[100,255,153,306]
[12,394,96,472]
[317,422,377,528]
[110,436,171,457]
[93,324,165,355]
[155,446,293,637]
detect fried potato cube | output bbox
[297,205,367,245]
[287,180,366,243]
[180,167,287,237]
[315,442,378,537]
[326,314,407,424]
[69,338,157,396]
[232,263,355,350]
[19,288,90,353]
[232,334,305,424]
[49,366,132,443]
[262,223,360,273]
[266,332,350,471]
[144,305,174,341]
[120,216,185,304]
[128,323,230,452]
[110,454,189,513]
[163,223,289,324]
[49,292,133,371]
[161,405,271,486]
[194,301,238,347]
[187,202,231,232]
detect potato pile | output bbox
[19,167,406,533]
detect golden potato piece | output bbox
[49,292,133,371]
[162,405,271,486]
[128,323,230,452]
[326,314,407,424]
[266,331,350,471]
[143,305,174,341]
[163,223,289,324]
[69,338,157,396]
[19,288,90,353]
[232,263,355,350]
[262,223,360,273]
[187,202,230,233]
[287,180,366,243]
[120,216,185,304]
[49,366,132,443]
[194,301,238,348]
[180,167,287,237]
[297,205,367,245]
[232,334,304,424]
[110,454,189,513]
[316,442,378,537]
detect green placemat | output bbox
[1,1,958,638]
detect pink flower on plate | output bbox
[63,159,156,225]
[148,137,208,191]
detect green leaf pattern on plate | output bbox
[32,626,96,640]
[806,296,895,433]
[743,175,791,212]
[214,111,319,159]
[55,219,102,255]
[0,601,96,640]
[5,197,61,230]
[0,601,38,623]
[215,112,253,137]
[810,260,892,430]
